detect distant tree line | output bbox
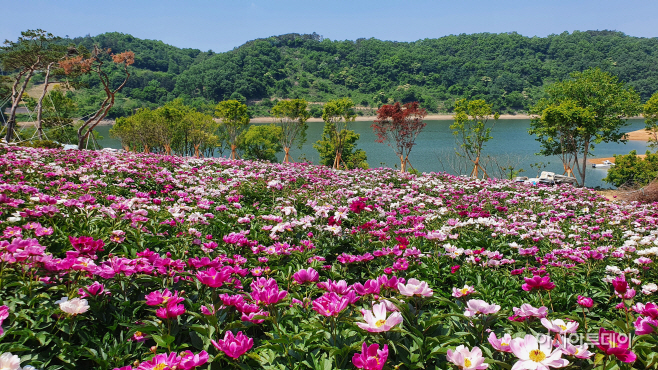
[4,30,658,120]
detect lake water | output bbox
[94,119,650,188]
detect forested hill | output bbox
[62,31,658,116]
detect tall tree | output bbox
[1,29,62,142]
[450,98,499,178]
[529,68,641,186]
[372,101,427,172]
[60,45,134,149]
[214,100,250,160]
[321,98,357,169]
[271,99,310,163]
[643,91,658,151]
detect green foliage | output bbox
[271,99,310,161]
[238,124,283,162]
[214,100,250,158]
[314,121,368,170]
[530,68,641,186]
[450,98,499,178]
[603,150,658,187]
[52,30,658,120]
[18,139,62,149]
[111,99,220,156]
[643,92,658,151]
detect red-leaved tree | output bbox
[372,102,427,172]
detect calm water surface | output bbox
[94,119,650,188]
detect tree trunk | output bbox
[194,144,200,158]
[5,71,33,143]
[164,144,171,156]
[230,144,237,160]
[35,62,55,141]
[283,147,290,163]
[400,155,406,172]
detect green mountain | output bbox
[62,30,658,117]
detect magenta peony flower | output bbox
[594,328,636,363]
[352,342,388,370]
[292,267,319,284]
[195,267,232,288]
[611,276,628,295]
[576,296,593,308]
[0,305,8,336]
[78,281,108,298]
[634,316,658,335]
[312,292,350,317]
[540,318,579,334]
[68,235,105,257]
[211,331,253,359]
[135,350,208,369]
[156,299,186,319]
[522,275,555,292]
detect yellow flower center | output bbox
[609,341,618,348]
[559,325,567,331]
[574,349,579,355]
[153,364,167,370]
[460,288,469,295]
[529,349,546,362]
[501,342,509,346]
[162,296,170,304]
[375,319,386,327]
[134,331,143,337]
[464,358,472,367]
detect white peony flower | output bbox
[55,297,89,316]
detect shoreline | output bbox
[250,113,536,123]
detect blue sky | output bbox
[2,0,657,52]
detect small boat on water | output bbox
[592,160,615,169]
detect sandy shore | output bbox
[623,129,654,141]
[588,154,647,165]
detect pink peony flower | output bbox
[510,334,569,370]
[356,302,403,333]
[559,342,594,359]
[398,278,433,297]
[488,332,513,353]
[464,299,500,317]
[540,318,579,334]
[446,345,489,369]
[509,304,548,322]
[211,331,253,359]
[452,285,476,298]
[0,352,22,370]
[352,342,388,370]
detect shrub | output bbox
[603,150,658,187]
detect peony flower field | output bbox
[1,146,657,370]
